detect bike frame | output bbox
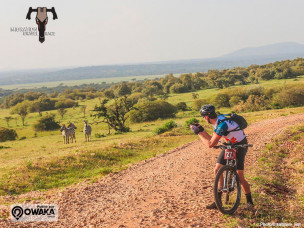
[214,143,252,213]
[223,145,237,192]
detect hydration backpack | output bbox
[218,113,248,133]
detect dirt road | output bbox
[2,113,304,227]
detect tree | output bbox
[192,93,199,99]
[255,69,272,80]
[104,89,115,99]
[14,117,18,126]
[142,86,159,99]
[159,93,169,100]
[4,116,13,127]
[117,82,131,97]
[80,105,87,117]
[33,100,42,116]
[181,74,193,90]
[11,101,29,126]
[169,83,187,93]
[57,108,67,119]
[92,96,135,133]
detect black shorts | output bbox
[216,137,248,170]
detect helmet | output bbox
[200,104,216,117]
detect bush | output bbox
[128,100,177,123]
[169,83,188,93]
[184,118,200,127]
[192,99,208,111]
[163,120,177,129]
[214,93,230,107]
[0,127,18,142]
[55,99,78,109]
[95,133,106,138]
[272,86,304,108]
[33,114,61,131]
[233,95,269,112]
[153,120,177,135]
[153,127,167,135]
[128,92,145,104]
[229,96,242,107]
[176,102,187,111]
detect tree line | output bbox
[1,58,303,133]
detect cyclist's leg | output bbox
[206,150,225,209]
[237,170,250,194]
[236,146,251,194]
[215,149,226,188]
[214,163,223,188]
[236,146,254,206]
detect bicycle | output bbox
[213,142,253,214]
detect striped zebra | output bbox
[67,123,77,143]
[83,121,92,142]
[60,124,76,144]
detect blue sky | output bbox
[0,0,304,70]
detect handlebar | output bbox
[213,144,253,149]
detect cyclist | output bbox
[190,104,254,209]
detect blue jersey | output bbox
[213,115,246,144]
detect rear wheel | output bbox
[214,165,241,214]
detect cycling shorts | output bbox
[216,137,248,170]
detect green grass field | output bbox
[0,74,172,90]
[0,76,303,195]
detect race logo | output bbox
[11,204,58,222]
[26,7,58,43]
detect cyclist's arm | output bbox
[198,131,221,148]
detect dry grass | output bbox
[224,124,304,227]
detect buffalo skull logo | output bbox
[26,7,58,43]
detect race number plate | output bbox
[224,148,237,160]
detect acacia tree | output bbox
[33,100,43,116]
[91,96,135,133]
[11,101,29,126]
[4,116,13,127]
[57,108,67,119]
[192,93,199,99]
[80,105,87,118]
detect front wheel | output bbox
[214,165,241,214]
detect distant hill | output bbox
[221,42,304,58]
[1,42,304,86]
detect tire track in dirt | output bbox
[1,113,304,227]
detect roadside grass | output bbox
[223,124,304,227]
[0,127,196,195]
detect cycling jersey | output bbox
[213,114,246,144]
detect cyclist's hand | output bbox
[190,124,204,135]
[194,123,204,132]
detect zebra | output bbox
[60,124,76,144]
[67,123,77,143]
[83,121,92,142]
